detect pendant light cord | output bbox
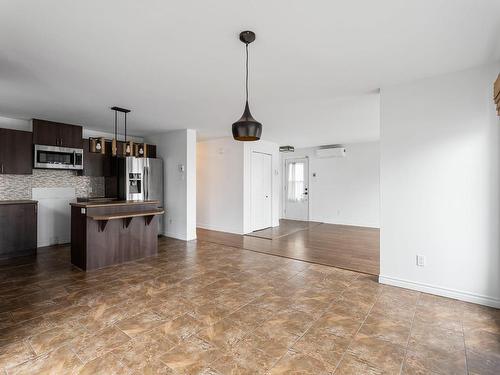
[245,43,249,103]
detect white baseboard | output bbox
[379,275,500,309]
[37,239,69,248]
[161,231,196,241]
[196,223,244,235]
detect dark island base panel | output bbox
[71,203,160,271]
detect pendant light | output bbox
[110,106,131,156]
[112,108,118,156]
[232,31,262,141]
[123,110,133,156]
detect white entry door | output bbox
[251,152,273,231]
[284,158,309,220]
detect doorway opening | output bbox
[284,157,309,221]
[250,151,273,231]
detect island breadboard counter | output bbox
[70,200,164,271]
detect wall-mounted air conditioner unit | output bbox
[315,146,346,158]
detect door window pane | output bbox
[287,162,305,202]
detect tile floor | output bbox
[0,237,499,374]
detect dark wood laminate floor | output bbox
[198,222,380,276]
[246,219,322,239]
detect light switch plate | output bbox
[416,255,425,267]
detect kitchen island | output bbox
[70,200,163,271]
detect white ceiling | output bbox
[0,0,499,148]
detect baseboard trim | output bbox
[379,275,500,309]
[161,231,196,241]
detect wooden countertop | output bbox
[0,200,38,205]
[88,209,165,221]
[70,200,160,208]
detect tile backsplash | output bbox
[0,169,104,200]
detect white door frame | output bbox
[250,151,273,231]
[283,156,310,221]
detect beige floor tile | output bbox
[466,348,500,375]
[7,346,82,375]
[0,340,35,370]
[115,310,166,337]
[291,325,348,367]
[71,325,131,363]
[110,332,176,374]
[78,352,128,375]
[408,321,465,354]
[347,335,406,374]
[151,313,205,344]
[403,347,466,375]
[358,311,412,346]
[188,302,233,326]
[197,319,248,349]
[160,336,222,374]
[269,349,335,374]
[28,324,87,356]
[334,353,385,375]
[227,303,273,329]
[314,310,363,339]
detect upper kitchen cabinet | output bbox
[0,128,33,174]
[33,119,83,148]
[82,138,106,177]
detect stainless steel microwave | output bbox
[34,144,83,170]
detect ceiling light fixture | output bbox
[232,31,262,141]
[111,106,131,156]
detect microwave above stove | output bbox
[34,144,83,170]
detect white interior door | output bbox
[251,152,272,231]
[284,158,309,221]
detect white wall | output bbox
[197,137,280,234]
[197,138,245,234]
[146,129,197,241]
[379,63,500,308]
[243,140,281,233]
[281,142,380,228]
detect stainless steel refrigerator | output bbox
[117,156,164,207]
[117,156,164,233]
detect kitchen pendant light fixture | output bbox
[110,106,131,156]
[112,108,118,156]
[232,30,262,141]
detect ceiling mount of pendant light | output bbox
[232,30,262,141]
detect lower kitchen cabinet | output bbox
[0,201,38,259]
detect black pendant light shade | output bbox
[232,31,262,141]
[232,101,262,141]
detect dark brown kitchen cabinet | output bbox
[32,119,83,148]
[82,139,105,177]
[0,128,33,174]
[0,201,37,259]
[147,144,157,158]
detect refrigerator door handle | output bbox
[145,166,149,200]
[143,166,147,200]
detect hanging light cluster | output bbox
[110,106,133,156]
[232,31,262,141]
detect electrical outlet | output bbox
[416,255,425,267]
